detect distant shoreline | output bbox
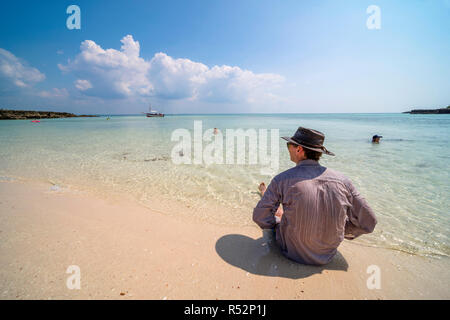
[2,109,450,119]
[0,109,98,120]
[403,106,450,114]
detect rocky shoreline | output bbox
[403,106,450,114]
[0,109,98,120]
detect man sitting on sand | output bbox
[253,127,377,265]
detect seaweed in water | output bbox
[144,155,170,162]
[113,152,170,162]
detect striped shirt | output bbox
[253,159,377,265]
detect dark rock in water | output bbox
[114,151,169,162]
[0,109,98,120]
[144,155,169,162]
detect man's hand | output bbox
[275,206,284,223]
[260,181,284,223]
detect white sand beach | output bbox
[1,179,449,300]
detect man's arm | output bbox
[344,180,377,240]
[253,178,281,229]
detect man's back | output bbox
[253,159,377,265]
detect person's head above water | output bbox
[372,135,383,143]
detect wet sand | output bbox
[0,180,449,299]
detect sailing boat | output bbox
[144,103,164,117]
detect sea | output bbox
[0,113,449,258]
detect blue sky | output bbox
[0,0,449,114]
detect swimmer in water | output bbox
[372,135,382,143]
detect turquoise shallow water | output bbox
[0,113,449,257]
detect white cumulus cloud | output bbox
[59,35,152,98]
[0,48,45,92]
[38,88,69,98]
[59,35,284,104]
[148,52,208,100]
[193,65,284,103]
[74,79,92,91]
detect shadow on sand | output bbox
[215,230,348,279]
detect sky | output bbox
[0,0,449,114]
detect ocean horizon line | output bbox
[92,112,408,116]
